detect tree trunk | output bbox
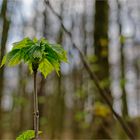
[0,0,10,138]
[93,0,112,102]
[120,41,128,117]
[117,0,128,118]
[33,71,39,140]
[93,0,112,139]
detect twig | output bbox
[44,0,135,139]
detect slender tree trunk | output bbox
[117,0,128,118]
[120,42,128,117]
[38,77,46,122]
[33,71,39,140]
[0,0,10,138]
[135,59,140,114]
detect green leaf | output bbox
[46,55,60,75]
[12,37,33,50]
[16,130,42,140]
[40,38,67,62]
[27,61,33,74]
[38,58,54,78]
[0,54,7,68]
[51,44,67,62]
[1,49,22,67]
[7,50,22,66]
[33,37,38,43]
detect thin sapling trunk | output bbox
[33,70,39,140]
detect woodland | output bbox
[0,0,140,139]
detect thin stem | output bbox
[33,70,39,140]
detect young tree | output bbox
[0,37,68,140]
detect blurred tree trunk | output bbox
[0,0,10,138]
[54,18,65,138]
[38,0,48,129]
[135,59,140,114]
[18,66,28,131]
[49,3,66,138]
[93,0,112,138]
[120,39,128,117]
[11,65,27,137]
[0,0,10,109]
[93,0,112,101]
[117,0,128,118]
[72,3,89,137]
[82,0,87,55]
[49,73,65,139]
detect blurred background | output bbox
[0,0,140,139]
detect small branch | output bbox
[45,1,135,139]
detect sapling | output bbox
[0,37,68,140]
